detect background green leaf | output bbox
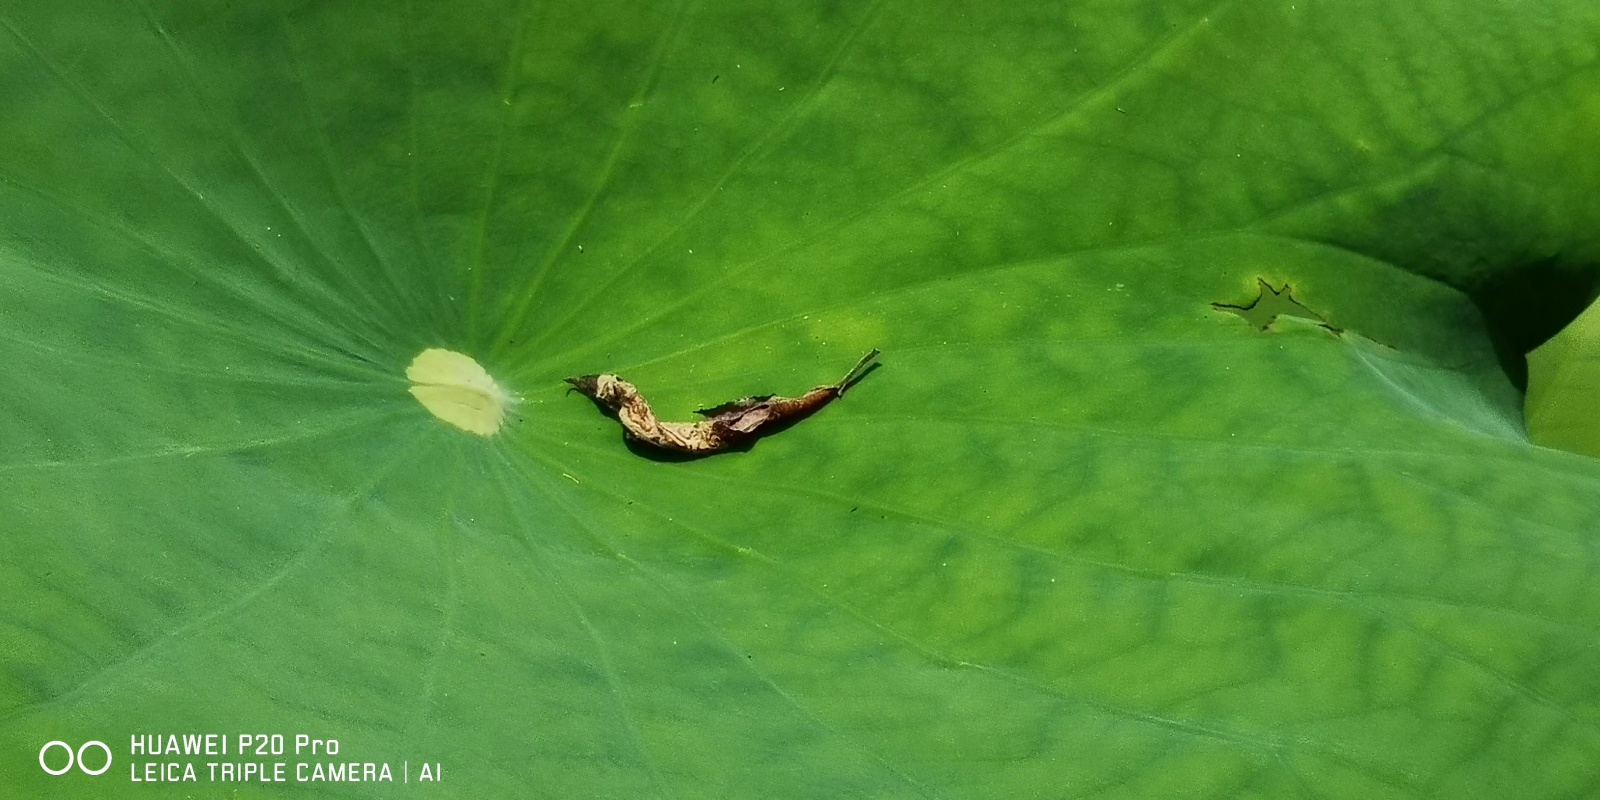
[4,0,1600,797]
[1528,296,1600,457]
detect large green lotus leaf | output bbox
[4,0,1600,797]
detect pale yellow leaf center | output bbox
[406,348,513,436]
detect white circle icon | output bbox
[37,741,71,776]
[38,741,111,776]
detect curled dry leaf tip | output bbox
[566,349,881,456]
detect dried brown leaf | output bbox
[567,350,880,456]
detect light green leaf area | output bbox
[3,0,1600,797]
[1529,297,1600,457]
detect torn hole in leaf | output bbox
[566,350,880,458]
[1213,279,1342,334]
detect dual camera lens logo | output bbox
[38,741,112,776]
